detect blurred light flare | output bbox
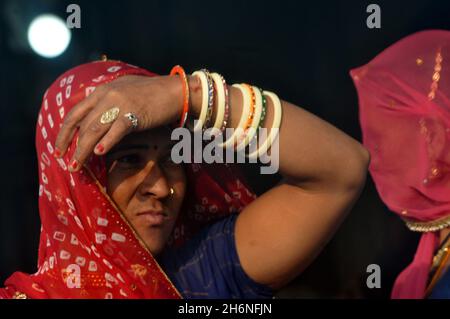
[27,14,71,58]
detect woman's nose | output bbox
[137,161,171,199]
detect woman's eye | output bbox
[116,154,142,166]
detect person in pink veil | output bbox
[351,29,450,299]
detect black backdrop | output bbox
[2,0,449,298]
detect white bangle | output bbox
[191,70,214,132]
[247,91,282,159]
[218,84,251,149]
[235,85,263,152]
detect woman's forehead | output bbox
[116,126,172,148]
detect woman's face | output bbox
[105,127,186,256]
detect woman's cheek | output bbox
[108,173,136,213]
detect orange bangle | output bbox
[242,83,256,132]
[170,65,190,128]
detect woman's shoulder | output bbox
[159,214,273,299]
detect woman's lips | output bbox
[136,210,169,226]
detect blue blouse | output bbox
[158,214,274,299]
[428,268,450,299]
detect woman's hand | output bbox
[54,74,195,171]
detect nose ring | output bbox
[169,187,175,196]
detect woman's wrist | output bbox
[169,74,202,125]
[187,75,202,118]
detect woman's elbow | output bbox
[343,145,370,191]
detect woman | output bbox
[351,29,450,298]
[0,58,368,298]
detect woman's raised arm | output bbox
[207,82,371,290]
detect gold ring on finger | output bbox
[100,107,120,124]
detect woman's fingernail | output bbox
[95,144,104,154]
[69,159,79,171]
[54,148,61,158]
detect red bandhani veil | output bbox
[0,60,257,299]
[351,30,450,299]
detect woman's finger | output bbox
[54,92,101,157]
[68,112,113,171]
[66,89,127,165]
[93,115,136,155]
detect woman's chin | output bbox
[139,230,170,256]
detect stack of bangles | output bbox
[170,65,282,159]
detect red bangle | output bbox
[170,65,190,128]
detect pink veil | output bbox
[351,30,450,298]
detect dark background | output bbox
[2,0,449,298]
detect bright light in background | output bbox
[27,14,71,58]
